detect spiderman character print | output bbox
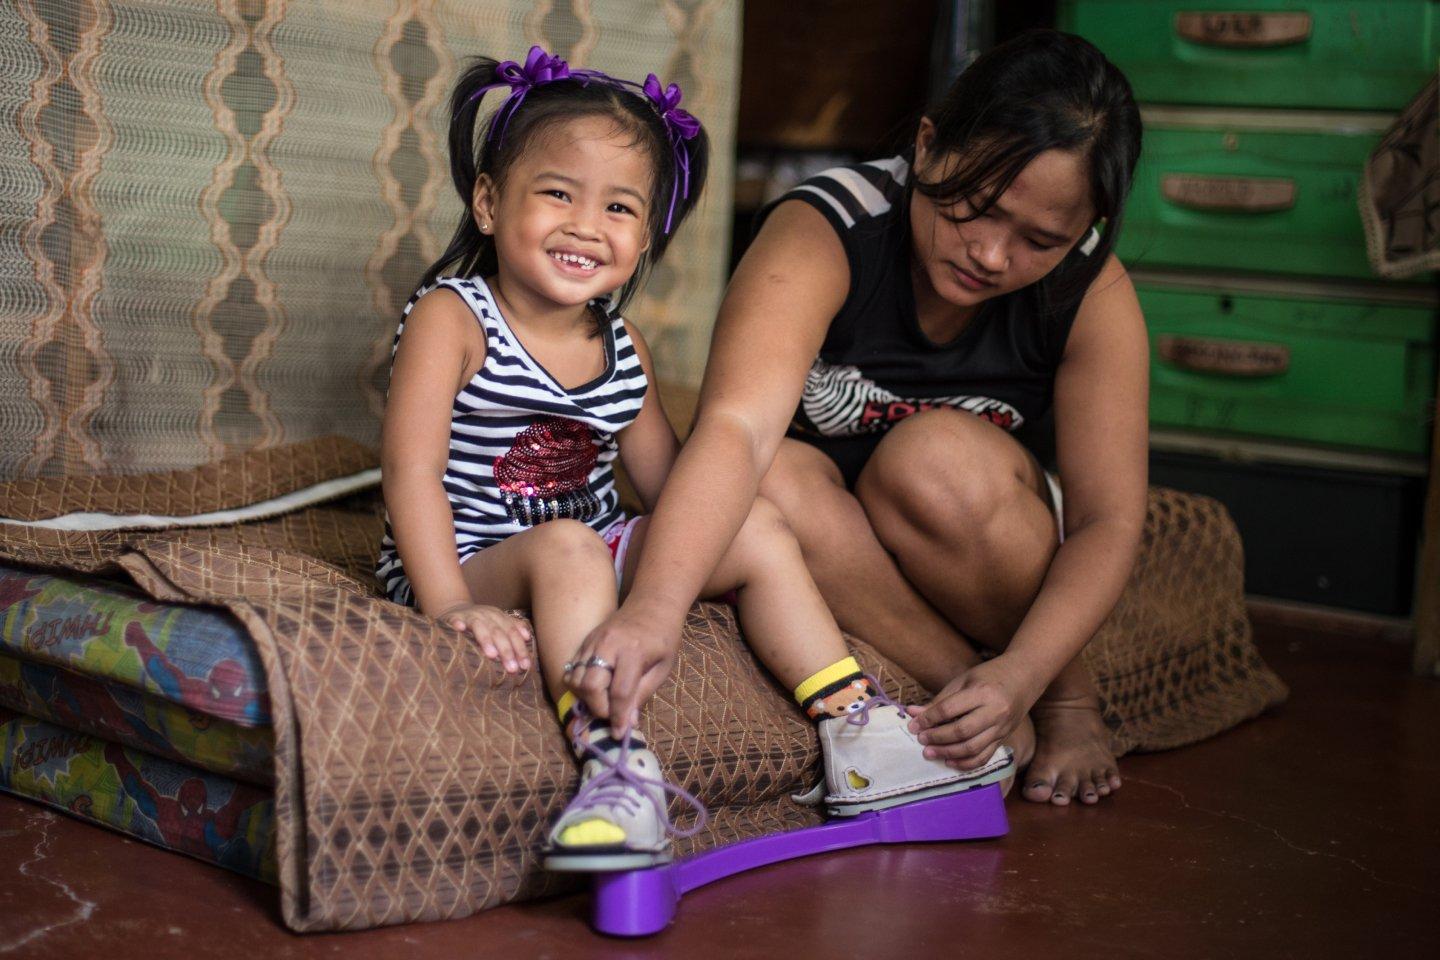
[493,416,602,526]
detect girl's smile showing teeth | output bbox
[549,249,600,273]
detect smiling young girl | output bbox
[375,48,1013,874]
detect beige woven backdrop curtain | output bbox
[0,0,739,480]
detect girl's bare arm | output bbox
[380,289,487,618]
[614,322,680,512]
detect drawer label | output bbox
[1174,11,1313,48]
[1157,335,1291,376]
[1161,174,1296,212]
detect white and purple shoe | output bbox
[794,682,1015,817]
[544,728,707,873]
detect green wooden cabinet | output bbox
[1059,0,1440,111]
[1137,273,1437,455]
[1119,108,1391,280]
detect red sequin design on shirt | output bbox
[493,417,601,525]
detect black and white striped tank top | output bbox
[375,276,647,607]
[756,155,1095,482]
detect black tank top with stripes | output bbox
[757,155,1093,485]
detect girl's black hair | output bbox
[421,57,710,325]
[914,29,1141,312]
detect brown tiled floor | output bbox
[3,624,1438,959]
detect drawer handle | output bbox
[1157,336,1291,377]
[1161,174,1296,212]
[1174,11,1313,47]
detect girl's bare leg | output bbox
[458,519,619,701]
[618,498,852,692]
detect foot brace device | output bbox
[588,781,1009,936]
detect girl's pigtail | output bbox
[420,57,503,290]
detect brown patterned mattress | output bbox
[0,436,1287,932]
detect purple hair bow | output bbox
[641,74,701,234]
[470,45,588,146]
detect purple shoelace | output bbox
[567,725,708,840]
[845,676,910,728]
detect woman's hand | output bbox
[436,601,532,674]
[564,599,684,732]
[906,655,1042,769]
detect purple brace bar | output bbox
[583,677,1009,937]
[590,782,1010,937]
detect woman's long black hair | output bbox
[421,57,711,322]
[914,29,1141,312]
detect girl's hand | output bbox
[564,600,683,732]
[906,655,1041,770]
[436,602,532,674]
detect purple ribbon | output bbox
[469,45,590,147]
[641,73,700,234]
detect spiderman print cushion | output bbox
[0,565,269,727]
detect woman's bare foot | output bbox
[1020,695,1121,806]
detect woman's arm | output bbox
[380,289,487,618]
[614,323,680,512]
[576,200,850,728]
[1008,255,1149,687]
[912,255,1150,761]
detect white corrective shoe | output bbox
[794,684,1015,817]
[543,727,707,872]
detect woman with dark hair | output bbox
[565,30,1148,808]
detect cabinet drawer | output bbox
[1150,448,1424,615]
[1119,109,1392,280]
[1135,274,1437,455]
[1060,0,1439,111]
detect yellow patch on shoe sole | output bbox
[558,818,626,847]
[846,769,872,790]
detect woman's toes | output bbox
[1078,776,1099,804]
[1022,776,1055,803]
[1050,774,1078,806]
[1107,771,1123,791]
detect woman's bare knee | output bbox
[857,411,1039,549]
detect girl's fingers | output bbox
[469,620,501,660]
[510,624,532,670]
[490,627,525,673]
